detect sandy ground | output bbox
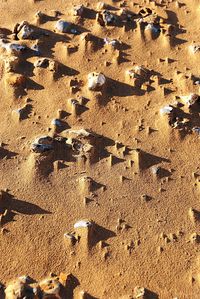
[0,0,200,298]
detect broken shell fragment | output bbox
[18,24,34,39]
[34,58,58,71]
[74,220,92,229]
[96,10,117,26]
[180,93,199,107]
[56,20,72,33]
[64,128,96,162]
[66,128,93,138]
[51,118,62,127]
[87,72,106,91]
[104,37,120,48]
[0,39,26,55]
[31,136,53,153]
[160,105,174,115]
[126,66,148,82]
[145,23,160,34]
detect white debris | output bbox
[104,37,120,47]
[67,128,92,137]
[51,119,62,127]
[87,72,106,90]
[0,39,26,54]
[145,23,160,33]
[180,93,199,107]
[74,220,92,229]
[18,24,33,39]
[160,105,173,115]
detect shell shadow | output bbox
[0,191,51,225]
[90,223,116,247]
[53,62,80,80]
[144,289,159,299]
[139,150,170,170]
[81,8,97,20]
[26,78,44,90]
[95,135,115,162]
[60,274,80,299]
[0,147,17,159]
[99,78,145,106]
[164,10,187,47]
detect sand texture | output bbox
[0,0,200,298]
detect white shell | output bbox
[51,118,62,127]
[145,23,159,33]
[180,93,199,106]
[87,72,106,90]
[160,106,173,115]
[74,220,92,228]
[104,37,120,47]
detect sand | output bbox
[0,0,200,298]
